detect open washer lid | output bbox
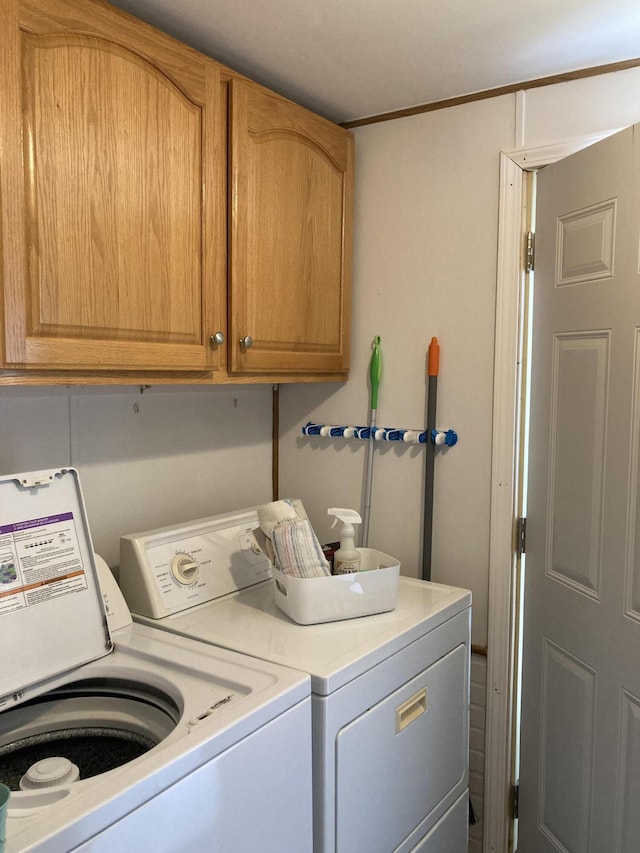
[0,467,112,711]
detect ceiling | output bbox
[110,0,640,124]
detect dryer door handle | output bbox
[395,688,427,733]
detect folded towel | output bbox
[271,519,331,578]
[257,499,307,538]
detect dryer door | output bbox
[334,643,468,852]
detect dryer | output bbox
[0,471,312,853]
[120,507,471,853]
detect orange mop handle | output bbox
[428,336,440,377]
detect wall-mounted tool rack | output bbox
[301,422,458,446]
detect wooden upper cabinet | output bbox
[0,0,226,371]
[229,79,353,375]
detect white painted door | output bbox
[518,125,640,852]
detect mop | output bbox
[361,336,381,547]
[422,336,439,580]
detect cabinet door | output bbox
[229,80,353,375]
[0,0,226,371]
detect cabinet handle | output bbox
[395,688,427,733]
[210,332,225,346]
[239,335,253,349]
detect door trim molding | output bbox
[485,152,525,853]
[505,130,623,170]
[485,129,621,853]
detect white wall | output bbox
[279,66,640,648]
[0,385,273,569]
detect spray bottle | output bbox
[328,508,362,574]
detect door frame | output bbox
[484,129,622,853]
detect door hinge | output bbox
[516,517,527,558]
[525,231,535,272]
[511,783,520,820]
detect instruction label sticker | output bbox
[0,511,87,614]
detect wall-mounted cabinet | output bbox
[0,0,353,384]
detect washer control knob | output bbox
[171,553,199,585]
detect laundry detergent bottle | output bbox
[328,508,362,574]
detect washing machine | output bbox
[0,471,313,853]
[120,507,472,853]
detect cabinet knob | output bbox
[239,335,253,349]
[210,332,225,346]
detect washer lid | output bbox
[0,468,112,710]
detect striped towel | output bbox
[271,519,331,578]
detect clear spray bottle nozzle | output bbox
[328,507,362,527]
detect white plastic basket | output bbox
[272,547,400,625]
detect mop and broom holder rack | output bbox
[306,334,450,573]
[301,421,458,446]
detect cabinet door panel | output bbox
[1,0,226,371]
[230,80,352,375]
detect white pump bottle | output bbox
[328,508,362,574]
